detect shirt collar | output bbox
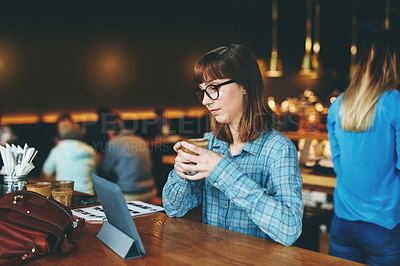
[211,130,270,157]
[243,130,269,156]
[211,137,229,153]
[117,129,133,137]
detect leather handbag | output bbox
[0,190,85,263]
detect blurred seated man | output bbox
[98,112,155,202]
[43,113,96,195]
[84,107,113,155]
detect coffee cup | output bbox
[181,138,209,159]
[27,182,52,197]
[51,180,74,208]
[181,138,208,175]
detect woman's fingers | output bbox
[174,141,224,180]
[176,169,206,181]
[177,149,199,164]
[175,161,197,172]
[173,141,183,153]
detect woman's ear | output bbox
[239,84,247,95]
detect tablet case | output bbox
[91,174,146,259]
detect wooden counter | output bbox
[11,212,361,265]
[301,168,336,195]
[283,130,328,141]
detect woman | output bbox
[162,44,303,246]
[327,30,400,264]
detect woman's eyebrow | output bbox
[199,80,214,89]
[205,80,220,86]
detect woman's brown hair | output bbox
[194,44,277,143]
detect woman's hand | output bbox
[173,141,224,180]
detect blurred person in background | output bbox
[85,107,113,155]
[154,108,171,139]
[0,113,18,175]
[43,113,96,195]
[0,110,17,146]
[0,126,17,146]
[98,111,155,202]
[327,30,400,264]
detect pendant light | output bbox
[349,0,357,77]
[300,0,317,79]
[311,0,321,72]
[385,0,390,29]
[266,0,283,77]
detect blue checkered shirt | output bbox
[162,130,303,246]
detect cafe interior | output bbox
[0,0,399,264]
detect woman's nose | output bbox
[202,93,213,105]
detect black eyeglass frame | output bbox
[194,79,236,103]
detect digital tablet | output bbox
[91,173,146,259]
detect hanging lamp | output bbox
[266,0,283,77]
[349,0,357,77]
[385,0,390,29]
[300,0,317,78]
[311,0,321,72]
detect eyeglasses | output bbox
[194,80,236,103]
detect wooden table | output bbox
[15,211,361,265]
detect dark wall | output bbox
[0,0,399,115]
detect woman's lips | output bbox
[209,109,219,115]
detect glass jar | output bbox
[3,175,28,195]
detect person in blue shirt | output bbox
[327,30,400,265]
[98,112,155,202]
[162,44,303,246]
[43,113,96,195]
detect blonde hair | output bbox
[341,30,400,132]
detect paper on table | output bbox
[72,201,164,223]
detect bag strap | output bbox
[59,218,86,254]
[17,191,74,224]
[71,218,85,241]
[59,238,74,254]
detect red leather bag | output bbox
[0,190,85,263]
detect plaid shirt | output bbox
[162,130,303,246]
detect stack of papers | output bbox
[72,201,164,222]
